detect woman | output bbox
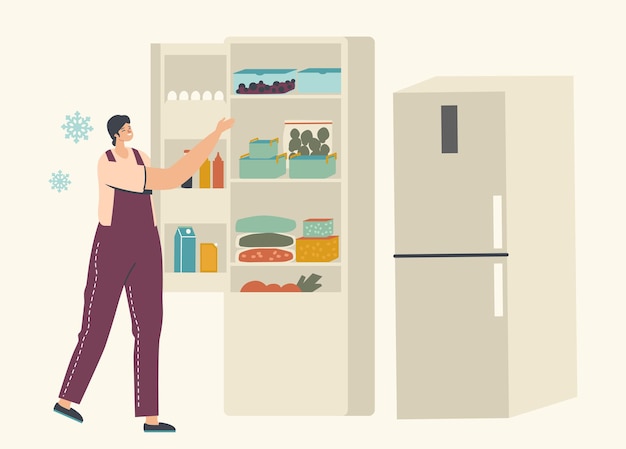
[54,114,234,432]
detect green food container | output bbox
[239,152,287,179]
[288,153,337,178]
[249,137,280,159]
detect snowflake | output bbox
[49,170,72,193]
[62,111,94,143]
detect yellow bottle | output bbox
[199,158,211,188]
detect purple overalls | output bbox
[59,148,163,417]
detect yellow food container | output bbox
[295,236,339,262]
[200,243,218,272]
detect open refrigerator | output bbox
[151,37,374,415]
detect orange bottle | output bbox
[213,152,224,188]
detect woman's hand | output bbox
[215,117,235,134]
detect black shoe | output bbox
[144,422,176,433]
[53,403,83,423]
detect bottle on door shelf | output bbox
[181,149,193,188]
[200,157,211,188]
[213,152,224,188]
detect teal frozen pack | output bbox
[235,215,297,233]
[297,68,341,94]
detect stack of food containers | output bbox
[295,218,339,262]
[239,138,287,179]
[235,215,297,263]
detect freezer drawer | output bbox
[395,256,509,418]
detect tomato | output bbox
[240,280,267,292]
[241,280,302,292]
[281,283,301,292]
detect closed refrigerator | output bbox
[393,77,577,418]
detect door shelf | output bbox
[163,222,227,275]
[162,100,228,140]
[163,139,227,186]
[164,53,227,97]
[159,188,228,224]
[163,272,228,293]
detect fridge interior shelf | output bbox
[230,184,341,222]
[231,264,342,293]
[230,93,341,100]
[228,40,342,76]
[230,178,341,184]
[229,97,341,180]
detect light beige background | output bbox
[0,0,623,447]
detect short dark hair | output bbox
[107,115,130,146]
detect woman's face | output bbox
[117,123,133,142]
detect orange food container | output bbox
[295,236,339,262]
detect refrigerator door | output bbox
[394,91,507,255]
[395,256,508,418]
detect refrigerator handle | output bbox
[493,195,503,249]
[494,263,504,317]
